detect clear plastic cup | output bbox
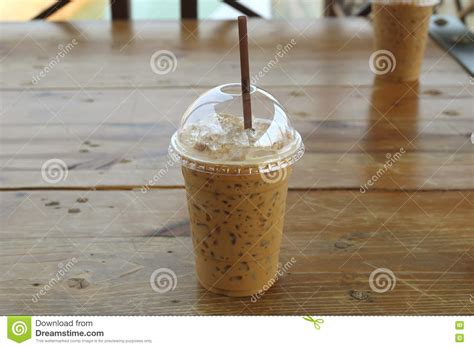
[371,0,439,82]
[170,83,304,297]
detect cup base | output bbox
[375,74,420,83]
[197,275,276,297]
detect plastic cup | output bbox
[170,83,304,297]
[371,0,439,82]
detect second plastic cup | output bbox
[170,83,304,297]
[372,0,438,82]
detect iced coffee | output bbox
[372,0,438,82]
[170,85,304,296]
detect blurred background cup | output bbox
[371,0,440,82]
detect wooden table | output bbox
[0,19,473,315]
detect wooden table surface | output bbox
[0,19,473,315]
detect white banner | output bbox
[0,316,470,347]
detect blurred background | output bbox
[0,0,473,28]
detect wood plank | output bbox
[0,19,468,89]
[1,84,472,190]
[2,85,472,124]
[1,151,473,191]
[0,190,472,315]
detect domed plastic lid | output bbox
[170,83,304,175]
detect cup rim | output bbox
[169,133,305,175]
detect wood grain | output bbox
[0,190,472,315]
[1,84,472,190]
[0,19,472,316]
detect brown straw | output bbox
[238,16,252,130]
